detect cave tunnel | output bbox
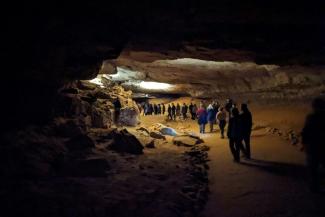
[2,1,325,217]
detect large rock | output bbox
[119,107,140,126]
[173,135,204,147]
[110,129,144,154]
[149,131,166,140]
[91,107,111,128]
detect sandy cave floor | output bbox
[136,104,325,217]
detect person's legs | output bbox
[219,120,225,138]
[229,138,239,161]
[202,124,206,134]
[234,139,243,162]
[209,121,213,132]
[243,134,251,158]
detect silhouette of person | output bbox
[167,104,172,120]
[302,97,325,192]
[217,107,227,138]
[240,103,253,159]
[176,103,181,118]
[113,97,122,125]
[162,103,166,115]
[227,108,246,162]
[181,103,188,120]
[171,103,176,120]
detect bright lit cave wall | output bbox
[96,57,325,101]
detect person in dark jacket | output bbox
[167,104,172,120]
[171,103,176,120]
[162,103,166,115]
[302,97,325,192]
[196,104,208,134]
[181,103,188,120]
[157,104,161,115]
[176,103,181,119]
[192,104,198,120]
[113,97,122,125]
[153,104,158,115]
[207,104,217,132]
[227,108,246,162]
[149,104,153,115]
[240,103,253,159]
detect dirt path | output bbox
[140,114,325,217]
[202,131,325,217]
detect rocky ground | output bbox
[0,83,210,217]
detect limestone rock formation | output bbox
[173,135,204,147]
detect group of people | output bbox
[167,103,198,120]
[128,96,325,192]
[140,103,166,116]
[140,99,252,162]
[195,99,252,162]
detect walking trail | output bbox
[201,129,325,217]
[141,114,325,217]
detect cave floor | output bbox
[138,113,325,217]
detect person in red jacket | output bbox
[196,104,208,134]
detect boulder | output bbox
[110,129,144,154]
[145,139,156,148]
[65,134,95,151]
[173,135,204,147]
[91,107,110,128]
[119,108,140,126]
[136,127,150,135]
[149,131,166,140]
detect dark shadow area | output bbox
[240,158,308,179]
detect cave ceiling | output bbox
[4,1,325,99]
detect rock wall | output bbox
[106,50,325,101]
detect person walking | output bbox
[157,104,162,115]
[153,104,158,115]
[176,103,181,119]
[216,107,227,138]
[196,104,208,134]
[192,104,198,120]
[149,104,153,115]
[162,103,166,115]
[302,97,325,192]
[181,103,188,120]
[240,103,252,159]
[167,104,172,120]
[171,103,176,120]
[227,108,246,162]
[207,104,217,132]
